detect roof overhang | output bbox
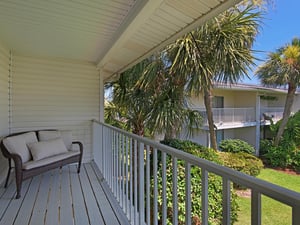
[0,0,241,80]
[215,83,294,94]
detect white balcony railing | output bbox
[260,107,284,122]
[92,120,300,225]
[195,107,256,125]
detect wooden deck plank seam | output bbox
[90,161,131,225]
[0,164,129,225]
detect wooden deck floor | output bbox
[0,162,130,225]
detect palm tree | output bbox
[166,5,261,150]
[106,59,153,136]
[107,56,203,139]
[139,53,203,140]
[256,37,300,146]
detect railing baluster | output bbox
[146,145,150,224]
[122,134,125,208]
[139,142,145,225]
[222,177,231,225]
[153,148,158,225]
[172,156,178,225]
[251,190,261,225]
[129,138,133,223]
[292,206,300,225]
[116,133,120,202]
[162,152,167,225]
[111,129,114,188]
[125,136,129,217]
[201,169,208,225]
[134,139,138,225]
[185,162,191,225]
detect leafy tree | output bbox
[164,5,261,150]
[256,37,300,146]
[105,59,153,136]
[106,57,203,138]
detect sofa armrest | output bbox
[72,141,83,154]
[10,153,23,169]
[72,141,83,173]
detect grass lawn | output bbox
[235,168,300,225]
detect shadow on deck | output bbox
[0,162,130,225]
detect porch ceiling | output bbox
[0,0,240,80]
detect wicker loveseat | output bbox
[0,130,83,199]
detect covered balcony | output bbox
[195,107,284,129]
[0,1,299,225]
[1,120,300,225]
[261,107,285,124]
[196,107,256,129]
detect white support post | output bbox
[201,169,208,225]
[98,70,105,123]
[185,163,191,225]
[255,93,261,155]
[222,177,231,225]
[138,142,145,225]
[251,190,261,225]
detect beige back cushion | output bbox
[3,132,38,163]
[28,138,68,161]
[38,130,72,150]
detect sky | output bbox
[243,0,300,84]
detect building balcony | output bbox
[261,107,284,124]
[195,107,284,129]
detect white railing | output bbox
[260,107,284,122]
[195,107,255,125]
[92,120,300,225]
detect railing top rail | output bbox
[93,120,300,207]
[192,107,255,111]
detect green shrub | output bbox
[259,139,273,157]
[263,111,300,171]
[219,139,255,154]
[261,139,300,171]
[161,139,220,163]
[158,139,239,224]
[219,152,264,177]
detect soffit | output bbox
[0,0,240,80]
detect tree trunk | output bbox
[274,83,296,146]
[204,88,218,150]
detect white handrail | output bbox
[92,120,300,225]
[195,107,256,124]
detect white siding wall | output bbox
[233,127,256,147]
[0,42,10,183]
[292,94,300,113]
[11,56,100,162]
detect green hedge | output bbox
[260,111,300,171]
[159,139,239,224]
[219,152,264,177]
[219,139,255,154]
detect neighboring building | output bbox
[181,83,300,154]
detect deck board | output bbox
[69,166,90,225]
[13,176,41,225]
[0,163,130,225]
[44,169,60,225]
[79,164,105,225]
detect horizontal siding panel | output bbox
[0,42,9,185]
[11,56,100,162]
[0,42,9,137]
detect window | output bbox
[213,96,224,108]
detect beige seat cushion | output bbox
[3,132,38,163]
[28,138,68,161]
[38,130,73,150]
[22,150,80,170]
